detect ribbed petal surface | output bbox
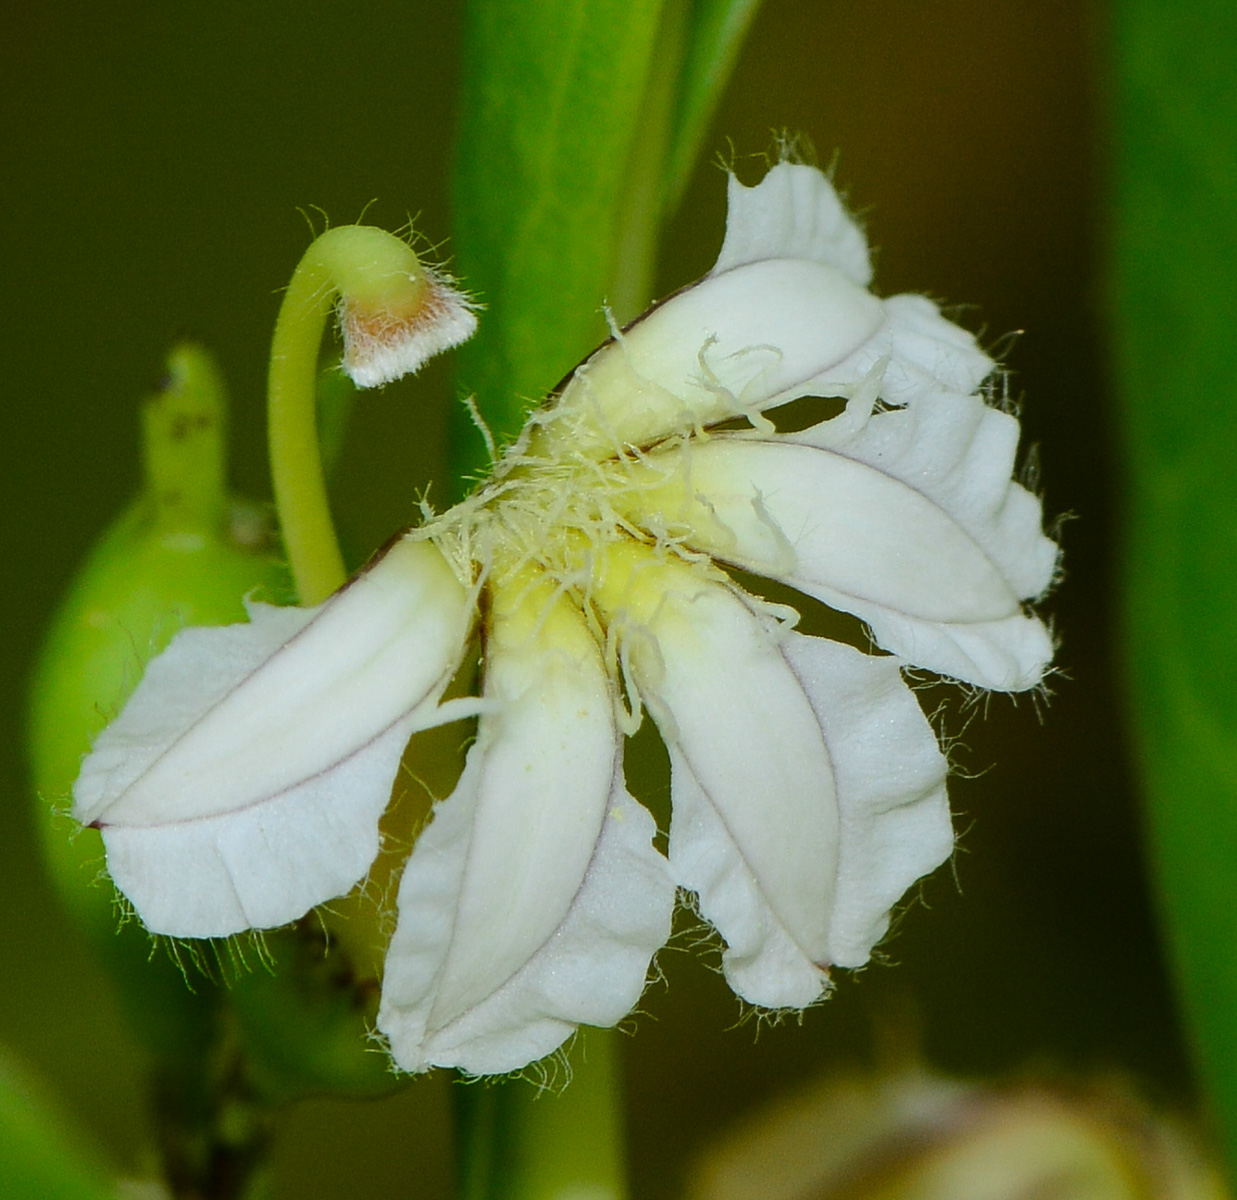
[73,537,473,936]
[711,161,873,286]
[593,544,839,1008]
[629,416,1054,690]
[379,571,672,1074]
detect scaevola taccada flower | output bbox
[73,162,1057,1076]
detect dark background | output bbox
[1,2,1189,1197]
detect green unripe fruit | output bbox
[27,344,288,1061]
[28,343,403,1102]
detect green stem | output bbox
[661,0,763,212]
[267,225,429,604]
[447,2,763,1193]
[446,0,669,491]
[457,1030,628,1200]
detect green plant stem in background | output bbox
[448,0,762,1195]
[457,1031,629,1200]
[608,0,690,325]
[1113,0,1237,1181]
[448,0,668,487]
[448,0,665,1157]
[608,0,762,321]
[661,0,762,212]
[450,0,768,491]
[449,0,764,489]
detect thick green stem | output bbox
[267,226,429,604]
[447,0,668,490]
[457,1030,628,1200]
[447,2,763,1193]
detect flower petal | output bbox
[710,161,873,286]
[76,537,470,826]
[628,418,1054,689]
[809,293,996,408]
[536,259,883,458]
[378,571,672,1074]
[709,165,993,409]
[779,634,952,967]
[794,389,1057,600]
[100,713,420,938]
[594,544,952,1008]
[592,545,838,1009]
[73,536,474,936]
[534,164,995,460]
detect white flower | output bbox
[73,163,1057,1076]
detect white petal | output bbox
[807,293,995,408]
[73,536,474,936]
[75,536,471,826]
[535,259,882,457]
[710,162,873,286]
[629,430,1054,690]
[596,545,953,1008]
[779,635,952,967]
[708,165,991,410]
[379,574,672,1074]
[795,389,1057,599]
[667,745,830,1010]
[100,714,419,938]
[593,547,838,1009]
[534,164,994,459]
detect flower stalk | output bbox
[458,1031,628,1200]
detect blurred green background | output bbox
[1,1,1191,1197]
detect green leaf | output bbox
[1112,0,1237,1180]
[448,0,765,488]
[449,0,669,480]
[0,1049,117,1200]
